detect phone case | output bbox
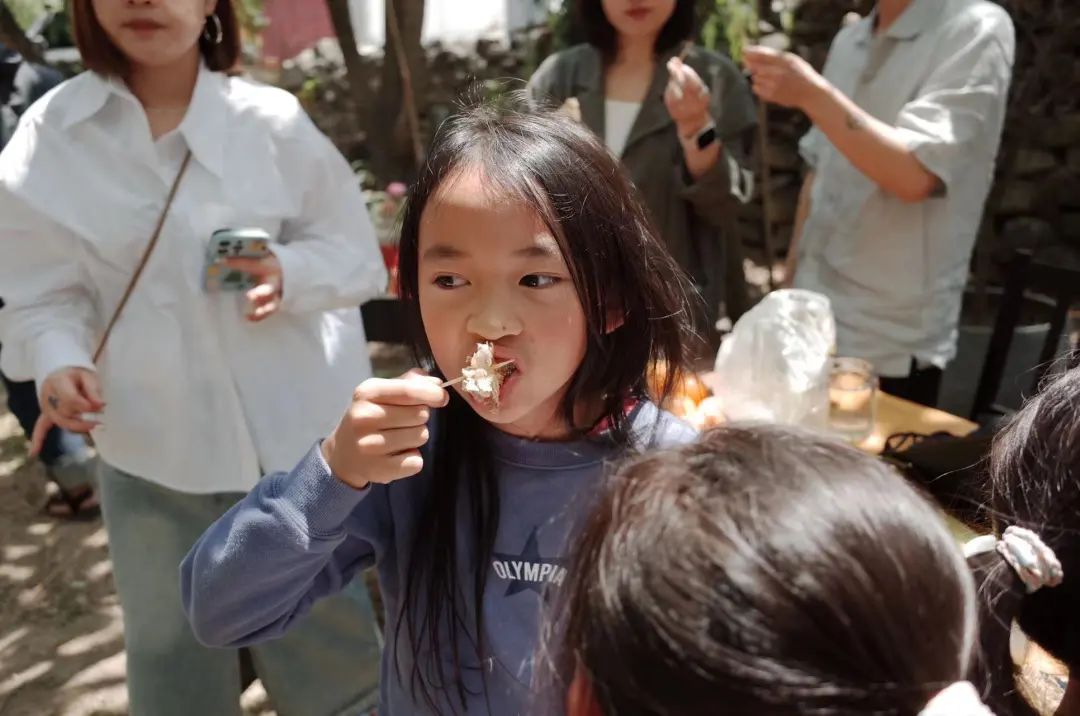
[203,228,271,292]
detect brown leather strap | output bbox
[92,150,192,364]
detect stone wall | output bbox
[280,1,1080,266]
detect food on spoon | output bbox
[461,342,512,407]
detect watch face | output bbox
[696,126,717,150]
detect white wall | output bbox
[349,0,557,49]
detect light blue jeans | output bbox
[97,461,381,716]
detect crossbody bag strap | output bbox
[92,150,192,364]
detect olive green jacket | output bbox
[527,43,757,317]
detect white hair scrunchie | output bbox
[964,526,1064,593]
[918,681,994,716]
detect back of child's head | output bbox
[969,365,1080,715]
[549,425,980,715]
[397,91,697,420]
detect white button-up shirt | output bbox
[0,65,387,493]
[794,0,1014,377]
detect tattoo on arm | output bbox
[845,111,865,131]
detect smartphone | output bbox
[203,228,271,292]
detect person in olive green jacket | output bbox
[528,0,757,337]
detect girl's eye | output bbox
[434,275,467,289]
[520,274,561,289]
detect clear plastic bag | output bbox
[710,289,836,429]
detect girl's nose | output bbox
[466,301,522,341]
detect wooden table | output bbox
[695,372,979,451]
[860,392,978,454]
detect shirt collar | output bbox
[59,62,226,178]
[862,0,939,44]
[884,0,940,40]
[177,64,226,178]
[58,71,113,129]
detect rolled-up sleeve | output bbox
[893,9,1015,189]
[0,126,96,385]
[798,126,827,170]
[269,113,387,315]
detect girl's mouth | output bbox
[495,362,520,405]
[626,7,652,20]
[474,362,519,411]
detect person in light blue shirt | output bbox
[745,0,1015,407]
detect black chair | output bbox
[969,249,1080,420]
[361,297,409,345]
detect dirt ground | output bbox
[0,390,277,716]
[0,344,413,716]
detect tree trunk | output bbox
[325,0,371,130]
[0,1,45,65]
[371,0,426,183]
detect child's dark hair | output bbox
[969,365,1080,715]
[576,0,697,61]
[545,425,978,715]
[394,92,697,713]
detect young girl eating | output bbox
[181,96,698,715]
[546,425,993,716]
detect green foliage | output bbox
[547,2,579,52]
[6,0,52,30]
[232,0,268,35]
[699,0,758,60]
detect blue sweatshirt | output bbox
[181,402,694,715]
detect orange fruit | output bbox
[646,362,710,409]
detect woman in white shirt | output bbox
[0,0,385,713]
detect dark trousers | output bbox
[880,359,944,409]
[0,346,86,467]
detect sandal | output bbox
[42,482,101,521]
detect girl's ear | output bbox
[566,664,605,716]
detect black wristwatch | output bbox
[694,121,718,150]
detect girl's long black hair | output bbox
[393,91,697,713]
[968,364,1080,715]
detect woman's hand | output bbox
[663,57,711,138]
[321,371,449,490]
[556,97,582,123]
[31,367,105,455]
[222,255,284,322]
[742,46,828,112]
[664,57,722,180]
